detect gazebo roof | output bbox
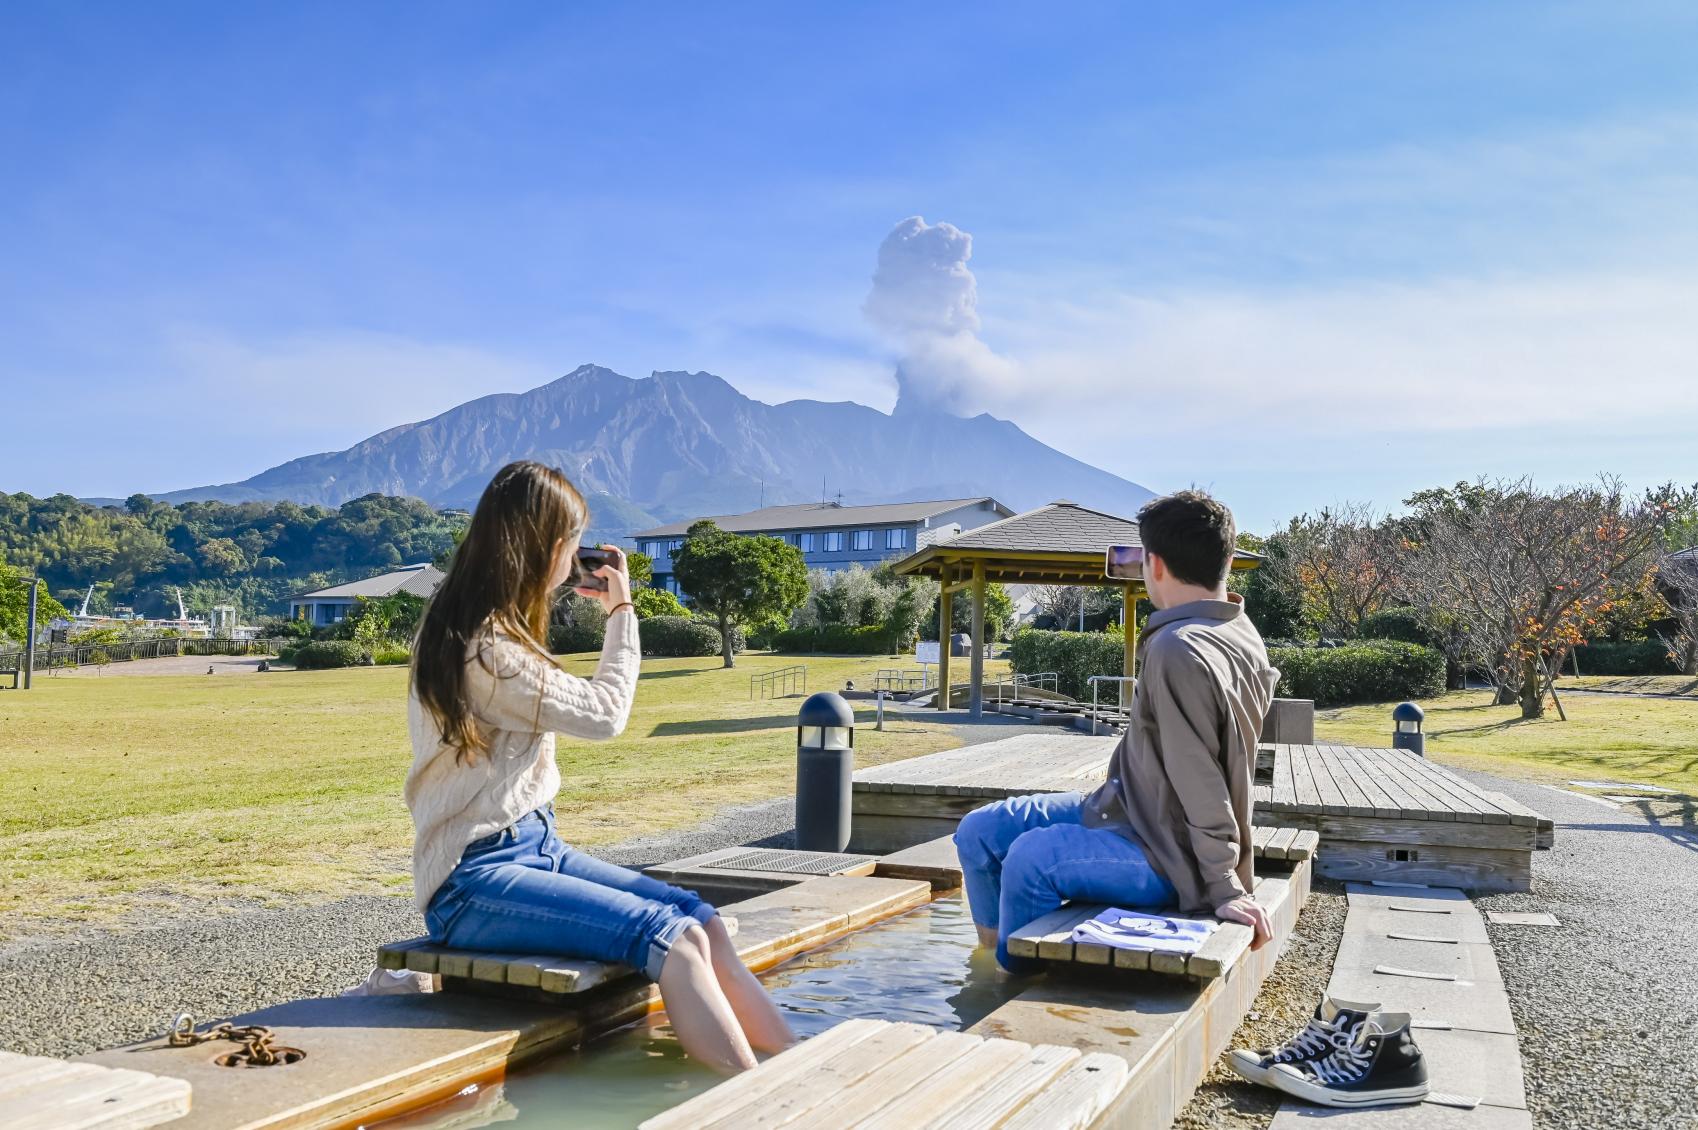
[890,500,1262,587]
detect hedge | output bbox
[1270,641,1445,707]
[1355,607,1433,646]
[549,620,605,654]
[1007,629,1127,700]
[771,624,897,655]
[1573,640,1678,676]
[641,615,746,658]
[293,640,370,669]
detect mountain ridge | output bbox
[138,366,1155,535]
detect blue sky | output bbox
[4,1,1696,530]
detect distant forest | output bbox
[0,492,470,622]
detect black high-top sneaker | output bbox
[1269,1011,1430,1107]
[1227,995,1381,1087]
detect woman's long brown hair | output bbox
[412,461,588,762]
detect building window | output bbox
[798,533,816,553]
[823,531,844,552]
[667,539,684,554]
[851,529,872,551]
[885,528,908,550]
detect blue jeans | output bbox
[425,805,716,981]
[954,791,1177,972]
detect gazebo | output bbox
[889,500,1263,716]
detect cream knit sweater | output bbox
[405,608,640,912]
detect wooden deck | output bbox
[0,1051,190,1130]
[852,734,1551,892]
[638,1018,1131,1130]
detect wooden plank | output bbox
[710,1022,937,1130]
[1363,746,1466,821]
[1288,829,1319,860]
[1316,743,1377,815]
[807,1030,986,1130]
[1378,746,1500,823]
[854,1037,1035,1130]
[1271,743,1297,806]
[1265,825,1299,861]
[1006,904,1097,962]
[998,1051,1130,1130]
[0,1055,191,1130]
[873,834,962,890]
[924,1044,1080,1130]
[1302,745,1351,815]
[376,936,436,971]
[640,1019,888,1130]
[1331,744,1416,819]
[1313,839,1533,893]
[1184,922,1252,980]
[1286,743,1322,811]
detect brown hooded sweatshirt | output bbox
[1082,593,1279,913]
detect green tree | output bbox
[632,587,687,619]
[626,550,654,589]
[0,558,70,647]
[671,520,807,668]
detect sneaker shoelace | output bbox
[1271,1014,1360,1064]
[1303,1033,1375,1085]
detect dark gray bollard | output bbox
[1392,701,1425,756]
[796,692,855,851]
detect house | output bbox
[631,497,1014,596]
[289,563,445,627]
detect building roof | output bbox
[630,497,1012,539]
[891,500,1261,587]
[292,563,445,602]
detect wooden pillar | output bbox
[937,575,953,712]
[1122,584,1138,708]
[969,560,986,718]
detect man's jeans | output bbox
[954,791,1177,972]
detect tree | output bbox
[1263,504,1403,638]
[1401,478,1675,719]
[0,558,70,647]
[671,520,807,668]
[626,550,654,589]
[632,587,687,619]
[1654,490,1698,675]
[1233,531,1306,639]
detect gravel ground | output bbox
[1175,881,1350,1130]
[1462,773,1698,1130]
[0,708,1055,1060]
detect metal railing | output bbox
[750,664,808,700]
[874,668,930,693]
[1086,674,1138,734]
[0,636,288,676]
[988,671,1059,705]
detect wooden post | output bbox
[937,575,953,712]
[969,560,986,718]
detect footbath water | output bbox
[375,894,1019,1130]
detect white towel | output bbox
[1069,908,1218,956]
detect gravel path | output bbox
[0,710,1054,1061]
[1462,773,1698,1130]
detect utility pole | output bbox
[23,575,38,690]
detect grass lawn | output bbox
[0,652,1002,938]
[1554,674,1698,698]
[1317,690,1698,795]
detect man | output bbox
[956,490,1280,971]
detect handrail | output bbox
[1086,674,1138,735]
[0,636,288,675]
[750,663,808,701]
[988,671,1059,705]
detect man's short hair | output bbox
[1137,490,1236,589]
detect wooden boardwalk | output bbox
[852,734,1551,891]
[0,1051,190,1130]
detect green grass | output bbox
[0,652,1000,937]
[1555,674,1698,697]
[1317,690,1698,795]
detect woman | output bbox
[406,460,793,1074]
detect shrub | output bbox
[1356,606,1433,646]
[632,588,688,619]
[771,624,896,655]
[1269,641,1445,707]
[744,613,792,651]
[641,615,741,657]
[371,644,411,666]
[1008,629,1128,699]
[549,594,608,654]
[294,640,369,669]
[276,643,301,664]
[1573,640,1678,676]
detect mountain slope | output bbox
[149,366,1155,531]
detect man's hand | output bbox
[1215,893,1272,950]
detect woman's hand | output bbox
[577,544,633,613]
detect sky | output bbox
[3,1,1696,531]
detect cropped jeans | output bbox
[425,805,716,981]
[954,791,1176,972]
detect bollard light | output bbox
[796,692,855,851]
[1392,701,1425,757]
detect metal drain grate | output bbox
[706,849,874,876]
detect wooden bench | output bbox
[1006,861,1309,981]
[0,665,18,690]
[638,1017,1130,1130]
[377,916,740,997]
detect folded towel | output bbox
[1069,908,1219,956]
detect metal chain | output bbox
[167,1013,287,1066]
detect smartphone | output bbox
[1105,544,1145,582]
[573,546,614,592]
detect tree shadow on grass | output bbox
[648,715,797,737]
